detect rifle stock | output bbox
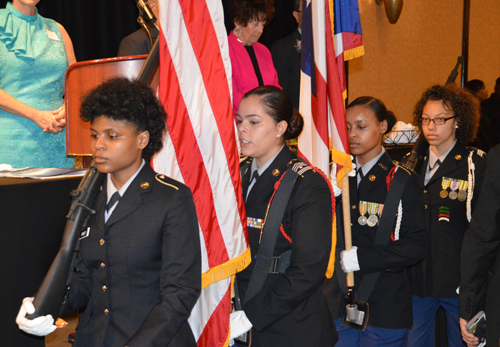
[28,163,104,319]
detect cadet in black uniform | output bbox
[230,86,338,346]
[460,144,500,347]
[407,84,487,347]
[16,78,201,347]
[323,96,428,347]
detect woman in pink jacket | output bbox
[228,0,281,117]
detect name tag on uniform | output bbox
[79,227,90,240]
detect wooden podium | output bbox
[64,55,159,167]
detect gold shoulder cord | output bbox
[155,175,179,190]
[393,160,411,175]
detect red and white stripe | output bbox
[298,0,351,183]
[154,0,250,345]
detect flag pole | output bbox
[340,174,369,330]
[460,0,470,87]
[342,175,354,286]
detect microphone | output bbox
[136,0,157,25]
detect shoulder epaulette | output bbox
[155,174,179,190]
[466,146,487,158]
[475,148,486,158]
[287,158,313,177]
[393,160,412,175]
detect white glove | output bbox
[229,310,253,340]
[331,162,356,197]
[348,156,357,177]
[340,246,360,273]
[16,297,56,336]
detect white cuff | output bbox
[229,310,253,340]
[340,246,360,272]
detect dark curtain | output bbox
[0,0,296,62]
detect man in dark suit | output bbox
[16,78,201,347]
[459,144,500,346]
[481,77,500,146]
[270,0,302,110]
[117,0,159,56]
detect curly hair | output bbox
[242,85,303,140]
[413,84,480,145]
[229,0,275,28]
[80,77,166,159]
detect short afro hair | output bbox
[80,77,166,160]
[413,84,480,146]
[229,0,275,28]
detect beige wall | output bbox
[348,0,500,124]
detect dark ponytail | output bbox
[284,109,304,140]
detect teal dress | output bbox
[0,3,73,168]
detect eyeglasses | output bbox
[420,116,456,126]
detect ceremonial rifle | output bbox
[26,0,162,320]
[28,164,104,319]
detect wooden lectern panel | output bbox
[65,55,159,158]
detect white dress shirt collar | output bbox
[105,159,146,221]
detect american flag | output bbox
[297,0,354,276]
[153,1,251,346]
[298,0,352,188]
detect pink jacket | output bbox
[228,31,281,116]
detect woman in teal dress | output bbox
[0,0,76,168]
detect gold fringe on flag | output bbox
[201,247,252,289]
[344,46,365,61]
[331,148,353,190]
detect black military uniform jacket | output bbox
[323,152,427,329]
[460,144,500,345]
[60,164,201,347]
[407,143,486,298]
[236,146,338,346]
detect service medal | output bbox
[449,179,459,200]
[358,216,367,226]
[457,179,468,202]
[440,177,451,199]
[458,190,467,201]
[367,214,378,227]
[358,201,368,226]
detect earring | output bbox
[455,125,459,128]
[234,27,241,36]
[276,134,281,138]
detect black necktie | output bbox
[430,159,441,171]
[106,192,121,212]
[251,170,260,183]
[357,167,364,180]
